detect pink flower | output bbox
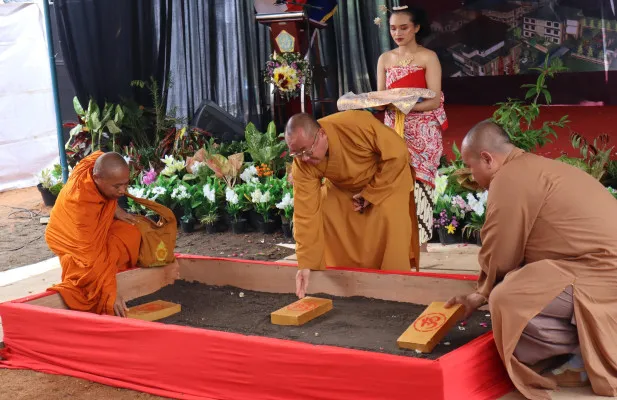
[142,168,157,185]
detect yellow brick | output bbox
[127,300,181,322]
[271,297,333,326]
[397,301,464,353]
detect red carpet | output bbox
[440,105,617,160]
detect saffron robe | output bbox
[477,148,617,399]
[293,110,420,271]
[45,151,141,315]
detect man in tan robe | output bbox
[285,111,420,298]
[445,120,617,399]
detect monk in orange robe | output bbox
[45,151,141,317]
[446,121,617,399]
[285,111,420,298]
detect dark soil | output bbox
[128,280,492,360]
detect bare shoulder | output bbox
[419,47,439,62]
[378,50,397,67]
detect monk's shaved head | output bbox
[461,120,516,189]
[285,113,320,140]
[92,152,130,200]
[462,120,513,156]
[284,112,328,166]
[93,152,129,179]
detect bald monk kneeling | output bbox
[445,121,617,399]
[46,151,140,317]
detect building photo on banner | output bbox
[417,0,617,77]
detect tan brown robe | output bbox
[477,148,617,399]
[292,110,420,272]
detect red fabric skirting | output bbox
[0,257,513,400]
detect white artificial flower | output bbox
[171,185,190,200]
[225,187,239,205]
[276,193,294,210]
[203,184,216,203]
[128,186,146,198]
[374,17,382,26]
[123,156,131,164]
[240,166,259,183]
[251,188,263,203]
[260,191,271,204]
[149,186,166,201]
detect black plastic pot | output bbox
[37,183,57,207]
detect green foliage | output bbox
[491,54,569,152]
[558,133,614,181]
[244,122,288,173]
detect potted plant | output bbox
[462,191,488,246]
[433,193,464,245]
[36,164,64,206]
[171,183,200,233]
[198,179,221,234]
[250,185,277,234]
[225,184,249,234]
[276,188,294,238]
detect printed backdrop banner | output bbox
[395,0,617,105]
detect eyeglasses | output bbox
[289,128,322,159]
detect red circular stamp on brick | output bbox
[413,313,447,332]
[286,301,318,312]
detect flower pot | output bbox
[204,223,217,234]
[281,223,293,238]
[437,226,459,245]
[172,208,184,226]
[181,220,195,233]
[37,183,57,207]
[258,220,277,234]
[230,219,247,234]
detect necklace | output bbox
[396,47,419,67]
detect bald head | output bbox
[462,120,514,156]
[284,113,328,165]
[285,113,320,141]
[92,152,130,200]
[93,152,129,178]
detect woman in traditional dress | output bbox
[376,5,447,252]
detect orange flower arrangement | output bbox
[255,163,274,177]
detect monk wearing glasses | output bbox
[284,111,420,298]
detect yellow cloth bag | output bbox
[125,194,177,267]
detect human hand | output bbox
[296,269,311,299]
[114,294,128,318]
[115,206,138,225]
[445,293,487,320]
[352,193,370,213]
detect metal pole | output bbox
[41,0,69,182]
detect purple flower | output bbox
[142,168,157,185]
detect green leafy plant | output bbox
[558,133,614,181]
[38,164,64,196]
[244,122,288,174]
[66,97,124,151]
[491,54,569,152]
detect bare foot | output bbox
[420,242,429,253]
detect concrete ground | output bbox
[0,188,601,399]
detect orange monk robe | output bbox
[477,148,617,399]
[45,151,141,315]
[292,110,420,272]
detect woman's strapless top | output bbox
[386,65,427,90]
